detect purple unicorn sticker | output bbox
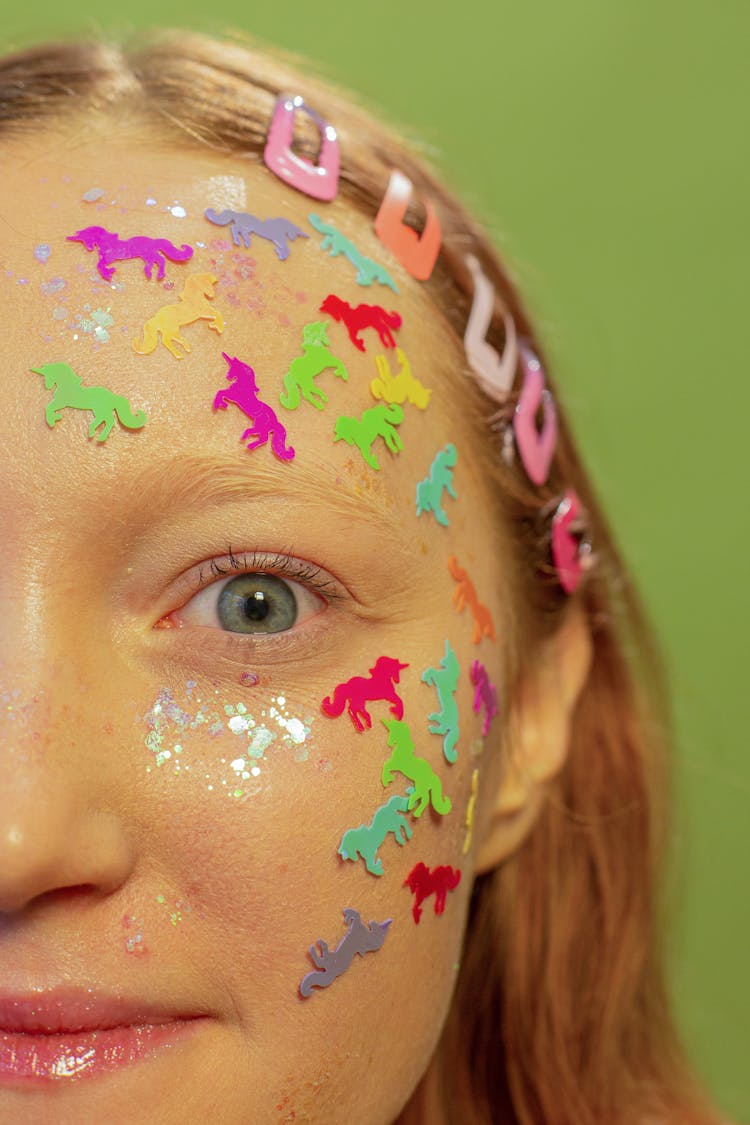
[204,208,308,260]
[213,353,295,462]
[66,225,193,281]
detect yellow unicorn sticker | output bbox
[133,272,225,359]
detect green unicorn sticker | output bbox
[31,362,146,442]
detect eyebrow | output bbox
[125,451,404,535]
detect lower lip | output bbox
[0,1020,203,1085]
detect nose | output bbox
[0,685,134,916]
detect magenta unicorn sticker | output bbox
[470,659,499,737]
[213,353,295,462]
[66,225,193,281]
[321,656,409,732]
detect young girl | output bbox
[0,29,721,1125]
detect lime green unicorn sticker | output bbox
[278,321,349,410]
[31,362,146,442]
[333,402,403,470]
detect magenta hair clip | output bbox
[512,343,558,486]
[321,655,408,732]
[213,352,295,461]
[469,659,499,737]
[373,169,442,281]
[299,908,392,997]
[319,294,401,352]
[264,94,340,202]
[463,254,518,401]
[403,861,461,924]
[551,488,588,594]
[66,225,193,281]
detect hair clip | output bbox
[551,489,591,594]
[30,362,146,442]
[264,94,340,202]
[278,321,348,411]
[512,343,558,486]
[67,225,193,281]
[319,294,401,352]
[299,908,392,997]
[463,254,518,401]
[204,208,308,260]
[373,169,442,281]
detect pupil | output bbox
[245,592,269,621]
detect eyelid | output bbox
[156,547,347,630]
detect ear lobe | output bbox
[474,605,592,875]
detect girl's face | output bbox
[0,129,509,1124]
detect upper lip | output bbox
[0,988,206,1034]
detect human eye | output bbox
[155,548,341,637]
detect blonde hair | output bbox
[0,29,719,1124]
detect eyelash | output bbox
[194,546,345,604]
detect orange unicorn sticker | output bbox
[447,555,496,644]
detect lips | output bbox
[0,988,208,1084]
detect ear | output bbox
[474,604,593,875]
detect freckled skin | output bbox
[0,126,510,1125]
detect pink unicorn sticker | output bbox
[263,94,340,202]
[321,656,409,732]
[213,353,295,462]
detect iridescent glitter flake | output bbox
[83,187,105,202]
[142,686,314,799]
[34,243,51,263]
[77,305,115,343]
[122,914,148,957]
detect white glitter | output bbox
[169,204,187,218]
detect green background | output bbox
[3,1,747,1118]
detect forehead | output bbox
[0,131,487,535]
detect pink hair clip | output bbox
[263,94,340,202]
[512,342,558,486]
